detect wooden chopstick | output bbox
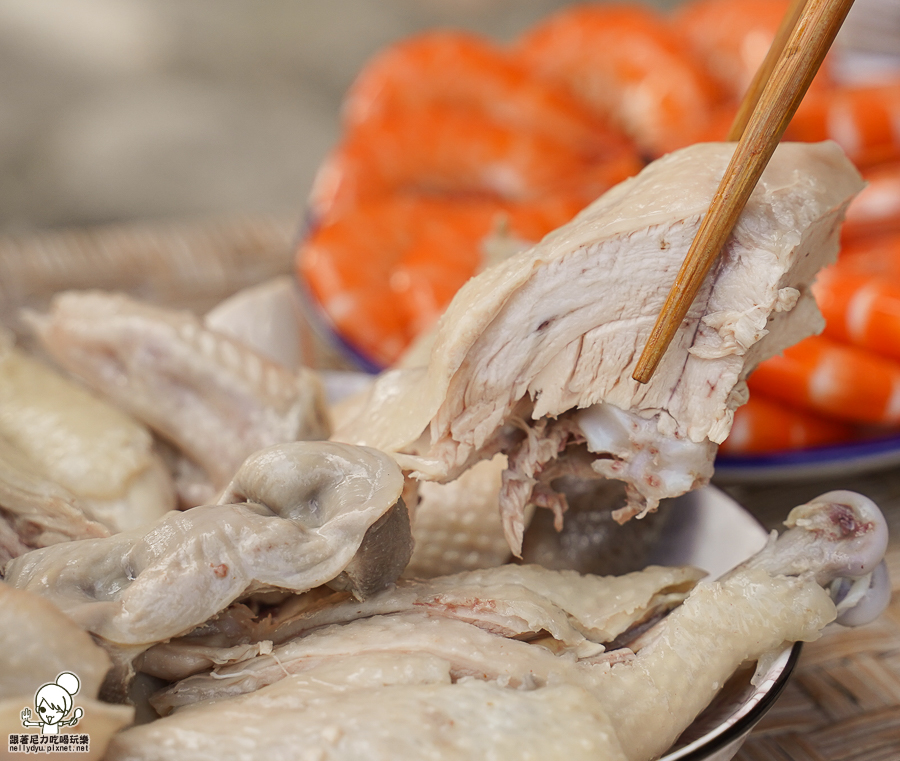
[631,0,855,384]
[728,0,809,141]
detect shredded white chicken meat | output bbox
[334,141,864,553]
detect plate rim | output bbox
[661,643,803,761]
[715,431,900,482]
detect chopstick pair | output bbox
[632,0,856,384]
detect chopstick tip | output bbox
[632,350,658,384]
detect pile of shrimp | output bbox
[296,0,900,455]
[716,8,900,457]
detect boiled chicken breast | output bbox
[334,141,864,553]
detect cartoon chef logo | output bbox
[20,672,84,736]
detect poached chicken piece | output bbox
[0,328,174,547]
[105,491,889,761]
[0,435,110,565]
[137,562,702,684]
[0,582,135,757]
[405,455,514,577]
[334,141,864,553]
[25,293,331,503]
[3,442,413,696]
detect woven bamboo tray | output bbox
[0,215,297,329]
[0,215,355,370]
[2,216,898,760]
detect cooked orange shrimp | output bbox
[388,208,496,341]
[686,101,743,143]
[514,3,723,157]
[307,106,642,223]
[298,195,579,366]
[748,334,900,425]
[786,81,900,168]
[842,161,900,241]
[836,231,900,274]
[392,197,582,336]
[671,0,833,99]
[811,237,900,362]
[814,264,900,361]
[299,198,418,367]
[342,29,633,156]
[719,393,854,454]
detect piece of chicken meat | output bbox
[0,327,174,547]
[138,562,701,684]
[24,292,330,502]
[334,141,864,553]
[0,581,134,758]
[2,442,413,699]
[106,491,889,761]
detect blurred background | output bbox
[0,0,694,233]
